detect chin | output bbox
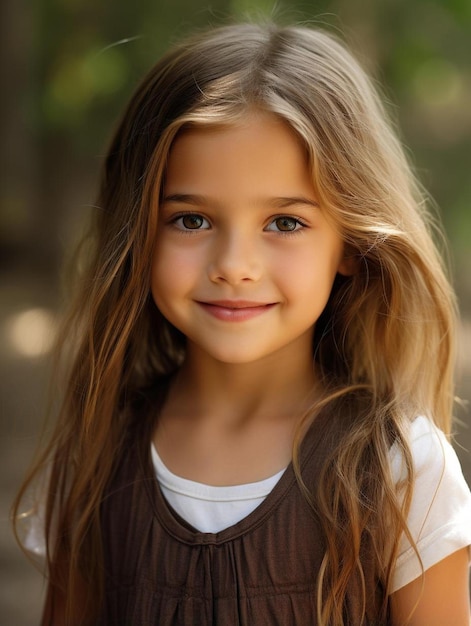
[197,342,284,366]
[209,351,264,365]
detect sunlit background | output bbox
[1,0,470,622]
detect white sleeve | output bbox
[389,416,471,593]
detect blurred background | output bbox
[1,0,470,623]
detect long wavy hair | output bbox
[13,22,456,625]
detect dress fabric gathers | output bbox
[100,408,388,626]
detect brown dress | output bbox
[100,406,389,625]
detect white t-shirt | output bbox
[151,444,286,534]
[389,416,471,591]
[152,416,471,593]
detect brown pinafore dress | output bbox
[100,405,389,625]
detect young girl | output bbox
[14,22,471,626]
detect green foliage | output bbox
[43,44,130,126]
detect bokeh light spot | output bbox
[6,308,57,358]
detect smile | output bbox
[196,300,276,322]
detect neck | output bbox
[166,341,318,428]
[154,339,319,484]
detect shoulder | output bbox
[390,415,470,501]
[389,416,471,593]
[390,415,463,482]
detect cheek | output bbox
[151,244,199,304]
[272,241,342,298]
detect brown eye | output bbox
[182,214,204,229]
[175,214,209,230]
[266,216,302,232]
[275,217,297,231]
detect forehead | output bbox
[170,110,306,156]
[163,111,313,198]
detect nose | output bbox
[207,230,262,285]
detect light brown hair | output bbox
[13,22,456,625]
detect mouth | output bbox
[196,300,276,321]
[201,300,273,309]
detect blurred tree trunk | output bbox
[0,0,41,269]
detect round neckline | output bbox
[144,409,330,546]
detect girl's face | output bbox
[151,112,348,367]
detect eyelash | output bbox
[169,212,308,235]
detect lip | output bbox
[196,300,276,322]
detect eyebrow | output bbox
[162,193,320,209]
